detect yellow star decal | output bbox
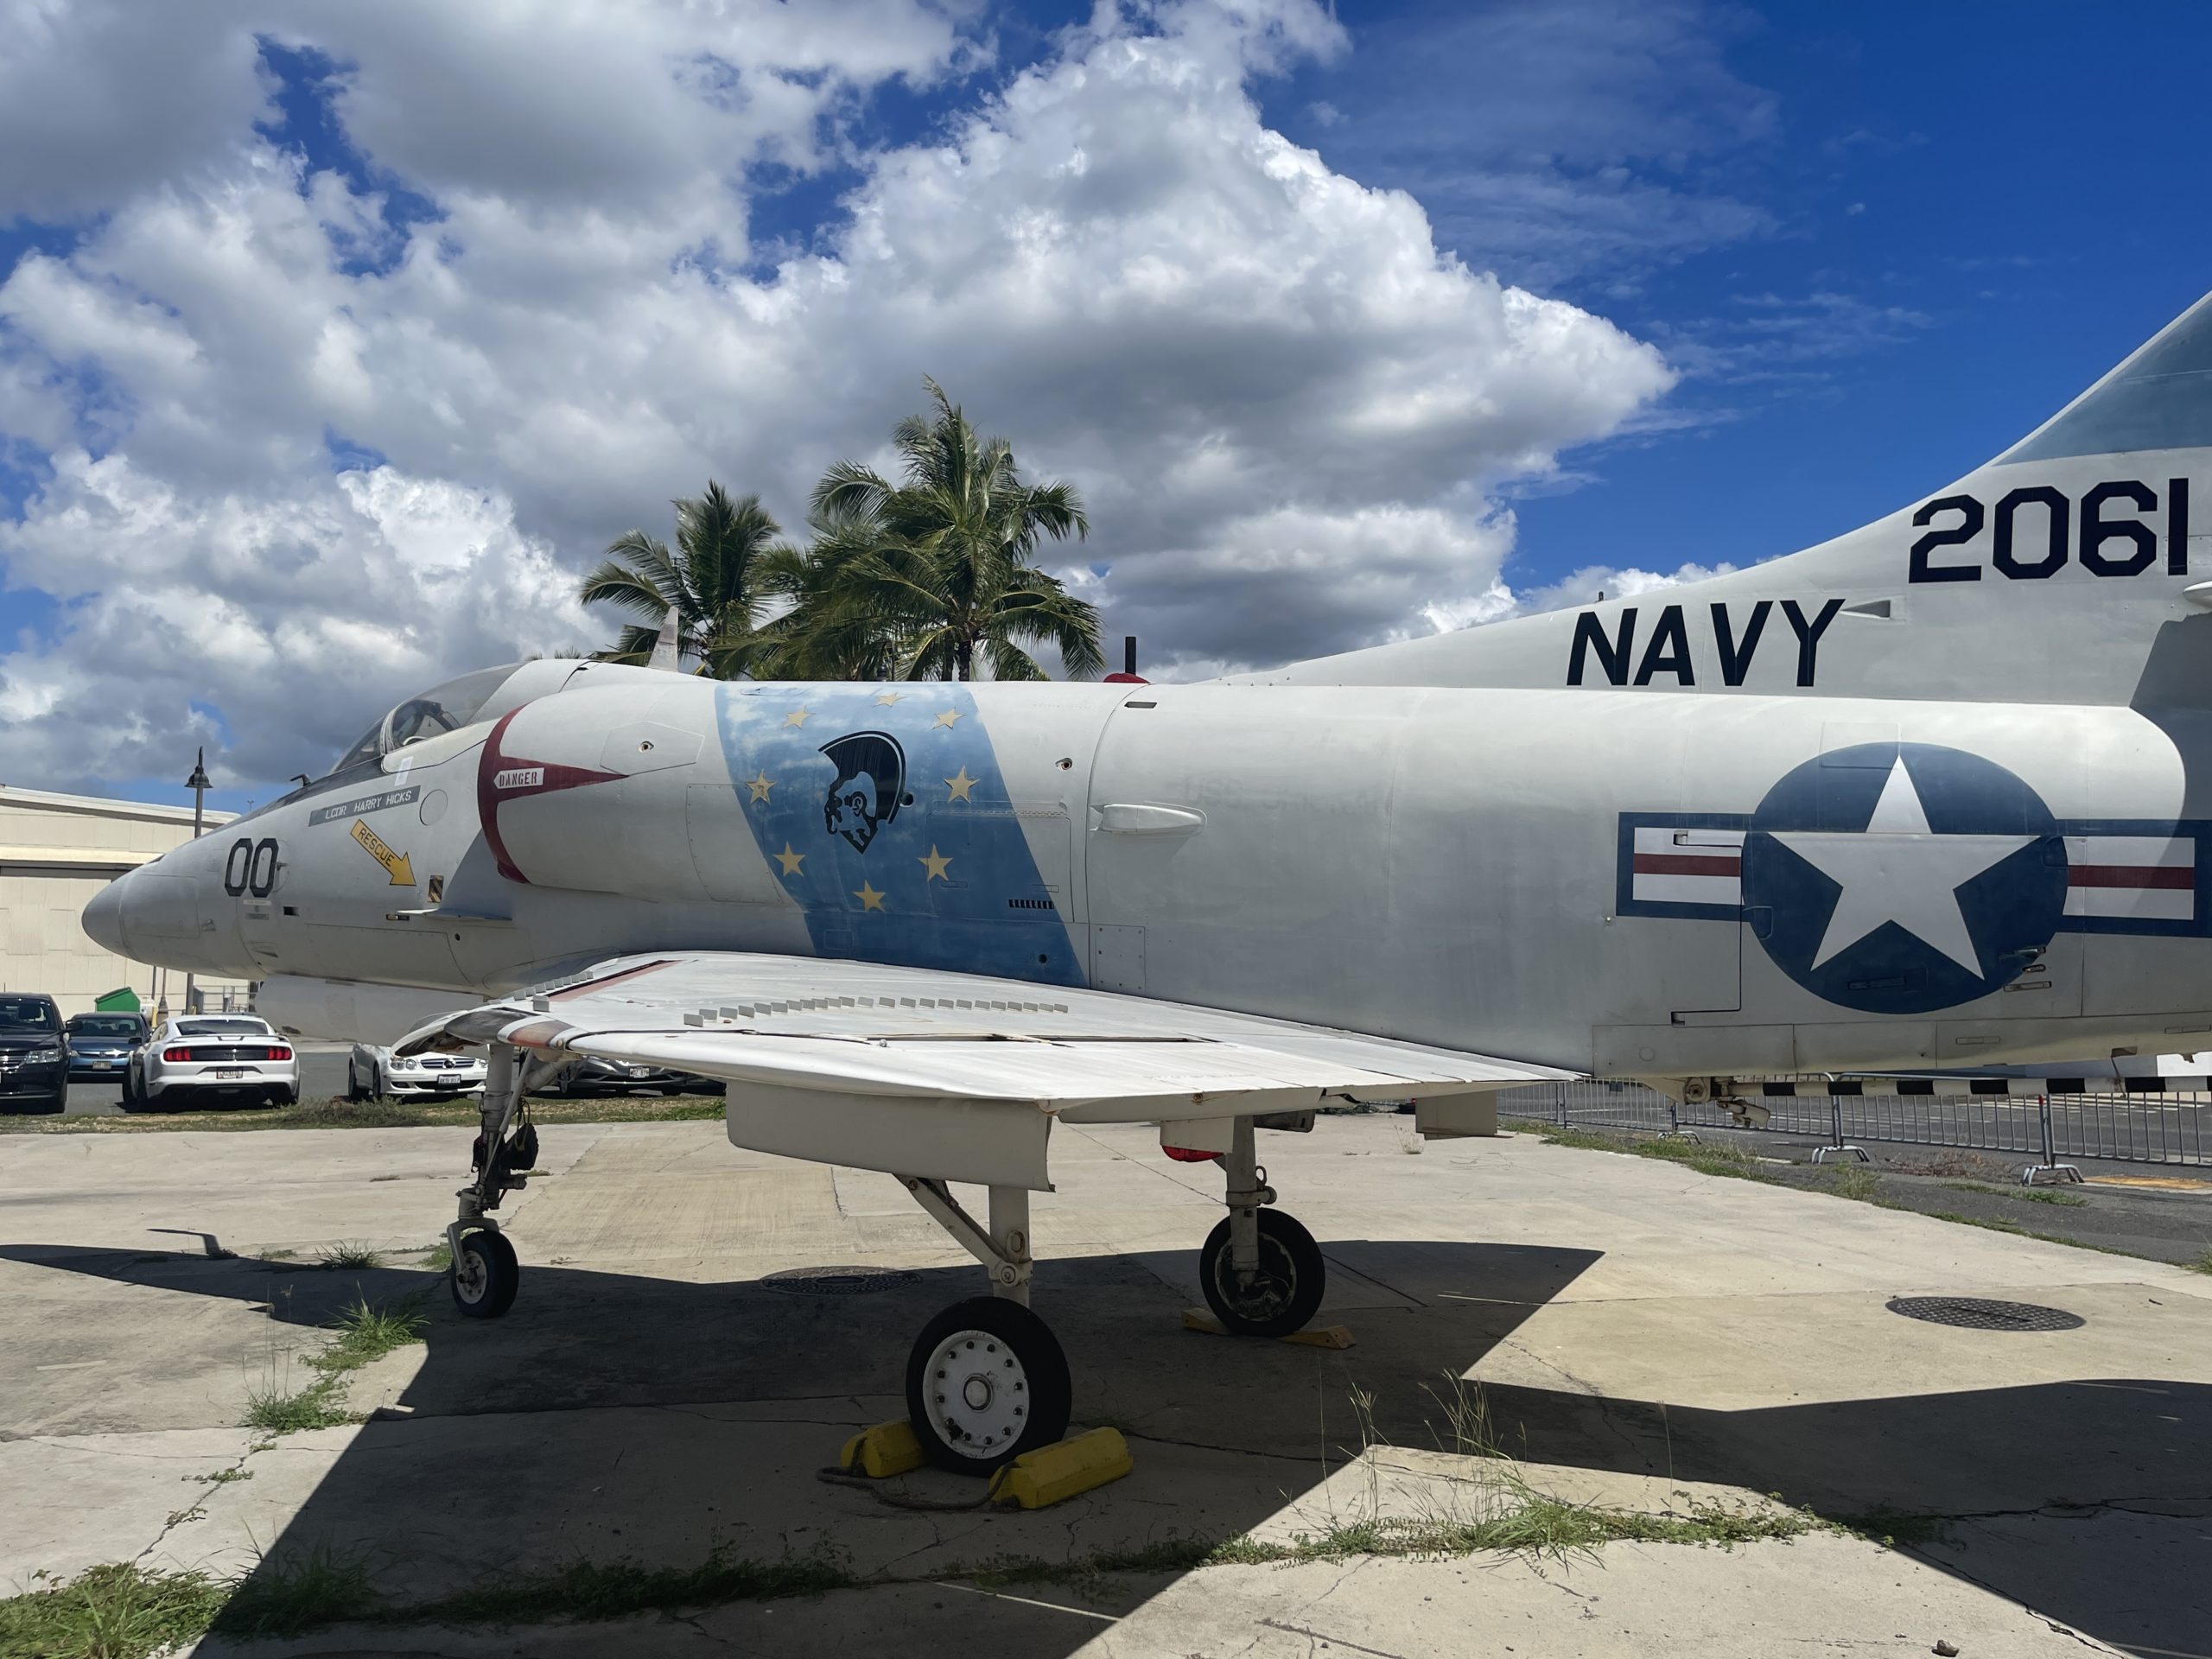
[933,707,962,728]
[774,843,804,876]
[853,881,887,912]
[944,766,977,802]
[785,705,811,728]
[874,690,905,706]
[918,845,952,882]
[746,771,774,803]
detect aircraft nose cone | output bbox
[82,875,128,956]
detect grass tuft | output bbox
[310,1297,428,1375]
[416,1547,852,1625]
[2190,1250,2212,1277]
[241,1297,426,1433]
[214,1545,378,1638]
[1942,1179,2088,1208]
[422,1238,453,1274]
[242,1378,354,1434]
[1831,1507,1953,1548]
[0,1094,728,1137]
[0,1560,229,1659]
[315,1242,386,1271]
[1826,1164,1880,1203]
[1504,1120,1770,1184]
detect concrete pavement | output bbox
[2,1113,2207,1656]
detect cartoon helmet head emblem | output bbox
[820,730,906,853]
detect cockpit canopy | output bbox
[327,664,521,777]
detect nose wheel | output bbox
[445,1042,531,1320]
[905,1296,1071,1471]
[449,1225,518,1319]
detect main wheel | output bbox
[1199,1209,1326,1339]
[905,1296,1071,1474]
[449,1228,519,1319]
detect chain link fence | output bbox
[1494,1080,2212,1168]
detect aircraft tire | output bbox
[905,1295,1071,1474]
[450,1228,519,1319]
[1199,1209,1325,1339]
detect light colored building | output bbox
[0,784,251,1016]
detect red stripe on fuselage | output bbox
[2068,864,2193,890]
[1632,853,1742,878]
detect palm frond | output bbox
[812,461,893,524]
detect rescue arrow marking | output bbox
[351,819,417,887]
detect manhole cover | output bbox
[762,1266,919,1297]
[1887,1296,2084,1332]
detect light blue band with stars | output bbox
[708,682,1088,987]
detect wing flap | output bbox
[403,950,1570,1120]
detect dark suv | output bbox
[0,994,69,1114]
[65,1011,149,1082]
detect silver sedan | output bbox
[348,1044,487,1101]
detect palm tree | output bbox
[581,482,794,677]
[787,379,1104,681]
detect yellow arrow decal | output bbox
[351,819,417,887]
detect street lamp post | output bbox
[181,747,211,1016]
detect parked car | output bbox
[0,994,69,1115]
[347,1043,486,1101]
[65,1011,149,1082]
[531,1056,717,1097]
[124,1014,296,1110]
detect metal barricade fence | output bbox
[1492,1081,2212,1167]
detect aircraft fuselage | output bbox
[89,661,2212,1079]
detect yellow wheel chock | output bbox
[834,1421,1134,1509]
[987,1427,1133,1510]
[1180,1306,1356,1348]
[837,1418,926,1478]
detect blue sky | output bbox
[1,0,2207,813]
[730,0,2212,590]
[1284,0,2212,585]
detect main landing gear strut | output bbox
[1196,1116,1325,1339]
[446,1042,536,1320]
[895,1177,1071,1473]
[440,1074,1328,1479]
[892,1116,1328,1473]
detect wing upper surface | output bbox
[398,950,1572,1120]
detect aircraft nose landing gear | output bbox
[448,1041,531,1320]
[1197,1117,1326,1338]
[896,1177,1073,1471]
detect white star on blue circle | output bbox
[1739,744,2066,1014]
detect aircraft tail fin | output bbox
[646,604,683,673]
[1251,289,2212,707]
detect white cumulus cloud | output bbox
[0,0,1675,796]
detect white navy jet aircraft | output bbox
[85,289,2212,1471]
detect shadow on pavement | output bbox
[3,1238,2205,1656]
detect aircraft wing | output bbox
[397,951,1571,1187]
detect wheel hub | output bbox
[1217,1233,1295,1319]
[454,1247,487,1301]
[924,1330,1029,1459]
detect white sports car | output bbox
[347,1043,486,1101]
[125,1014,296,1110]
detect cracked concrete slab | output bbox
[1,1114,2207,1657]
